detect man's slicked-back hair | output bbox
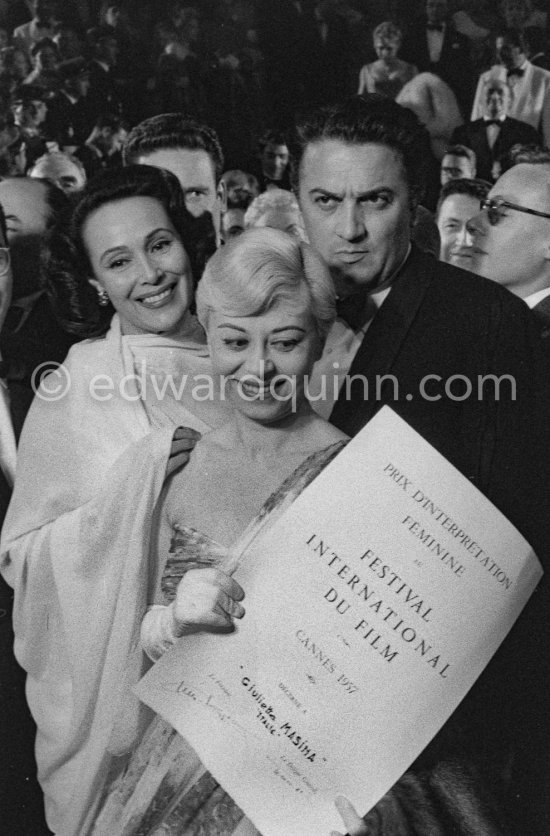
[436,178,491,217]
[443,144,477,167]
[257,128,289,153]
[292,94,432,204]
[508,144,550,166]
[499,27,526,52]
[122,112,225,182]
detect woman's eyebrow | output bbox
[217,323,247,332]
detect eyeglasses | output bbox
[0,247,10,276]
[480,197,550,226]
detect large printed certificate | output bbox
[134,407,542,836]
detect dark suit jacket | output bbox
[44,90,96,147]
[400,19,473,116]
[86,60,121,121]
[0,380,48,832]
[0,380,32,523]
[451,117,541,182]
[330,247,550,833]
[0,291,77,391]
[532,52,550,71]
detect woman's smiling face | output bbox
[207,295,322,424]
[83,196,193,336]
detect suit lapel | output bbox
[330,247,435,428]
[531,294,550,337]
[439,25,453,64]
[492,118,508,157]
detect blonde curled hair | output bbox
[196,227,336,343]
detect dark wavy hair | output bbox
[41,164,216,338]
[122,113,224,183]
[291,94,432,207]
[436,177,491,217]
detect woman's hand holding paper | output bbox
[172,567,245,634]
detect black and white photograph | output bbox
[1,1,550,834]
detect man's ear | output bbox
[217,179,227,213]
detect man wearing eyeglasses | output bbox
[467,149,550,335]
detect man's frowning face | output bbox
[298,139,412,298]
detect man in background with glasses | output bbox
[467,148,550,334]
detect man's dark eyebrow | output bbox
[308,187,394,199]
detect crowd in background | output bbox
[3,1,550,834]
[0,0,547,187]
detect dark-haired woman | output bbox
[0,164,227,835]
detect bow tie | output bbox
[507,67,525,79]
[426,22,444,32]
[485,118,503,126]
[336,292,379,331]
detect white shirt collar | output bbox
[524,286,550,309]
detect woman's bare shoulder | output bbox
[307,415,348,448]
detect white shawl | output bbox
[0,316,213,835]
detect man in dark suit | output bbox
[0,177,76,390]
[86,26,121,122]
[0,202,50,833]
[246,128,292,193]
[400,0,473,117]
[296,94,550,834]
[44,57,94,148]
[451,77,540,182]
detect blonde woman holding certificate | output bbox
[93,229,503,836]
[91,228,371,836]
